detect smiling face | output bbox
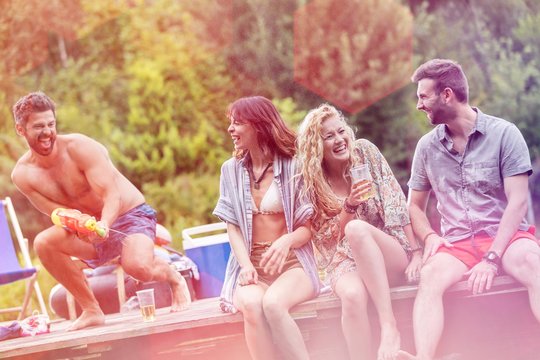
[16,110,57,156]
[227,115,258,152]
[321,115,352,165]
[416,78,456,125]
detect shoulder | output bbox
[279,155,294,168]
[220,158,242,179]
[275,155,298,178]
[354,139,386,163]
[63,133,107,151]
[221,157,239,171]
[416,127,439,149]
[483,113,519,131]
[478,111,526,140]
[355,138,380,153]
[11,156,30,188]
[62,134,108,160]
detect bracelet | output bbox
[422,231,437,243]
[343,199,359,214]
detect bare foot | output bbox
[170,271,191,312]
[397,350,416,360]
[67,309,105,331]
[378,324,400,360]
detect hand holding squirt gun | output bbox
[51,208,109,243]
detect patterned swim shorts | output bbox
[83,203,157,268]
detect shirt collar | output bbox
[471,107,487,135]
[436,106,487,141]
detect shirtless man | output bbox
[11,91,190,330]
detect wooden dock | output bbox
[1,275,539,360]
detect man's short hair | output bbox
[411,59,469,103]
[12,91,56,126]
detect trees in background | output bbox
[407,0,540,218]
[1,0,540,246]
[1,0,235,240]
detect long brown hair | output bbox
[227,96,296,159]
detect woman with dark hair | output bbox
[213,96,320,360]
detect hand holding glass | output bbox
[136,289,156,322]
[350,164,375,201]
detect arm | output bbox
[69,136,124,227]
[403,223,423,282]
[227,223,258,286]
[260,221,312,275]
[408,188,453,264]
[488,174,529,255]
[466,174,529,294]
[12,167,64,216]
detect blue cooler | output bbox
[182,223,230,299]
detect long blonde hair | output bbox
[297,104,358,222]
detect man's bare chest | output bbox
[28,162,90,199]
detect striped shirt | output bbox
[213,154,320,313]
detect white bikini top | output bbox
[252,180,284,215]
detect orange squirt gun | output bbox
[51,208,107,238]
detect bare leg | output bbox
[33,226,105,331]
[345,220,408,360]
[234,283,276,360]
[262,267,315,360]
[502,238,540,321]
[334,271,372,360]
[402,253,467,360]
[121,234,191,311]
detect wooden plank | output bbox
[0,275,534,360]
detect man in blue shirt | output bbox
[399,59,540,360]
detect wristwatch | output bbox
[482,251,501,268]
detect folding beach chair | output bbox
[0,197,48,320]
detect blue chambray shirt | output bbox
[408,108,532,243]
[213,154,320,313]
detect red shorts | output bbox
[437,227,538,268]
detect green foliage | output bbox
[2,0,540,311]
[0,256,58,322]
[408,0,540,221]
[273,97,307,130]
[294,0,413,112]
[143,173,221,250]
[10,0,234,238]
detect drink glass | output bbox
[350,164,374,201]
[136,289,156,322]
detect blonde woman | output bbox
[297,104,422,360]
[213,96,320,360]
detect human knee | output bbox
[237,294,264,321]
[262,293,289,323]
[511,252,540,282]
[124,263,153,282]
[338,286,368,317]
[345,220,372,250]
[33,232,55,256]
[417,262,445,293]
